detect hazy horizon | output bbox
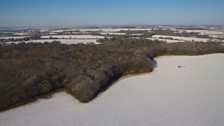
[1,0,224,27]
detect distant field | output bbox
[5,39,100,45]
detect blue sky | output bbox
[0,0,224,27]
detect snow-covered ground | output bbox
[41,35,104,39]
[210,34,224,38]
[5,39,100,45]
[130,33,144,36]
[1,54,224,126]
[13,32,28,36]
[40,29,50,33]
[0,36,27,40]
[152,35,212,42]
[100,32,126,35]
[175,29,224,39]
[177,29,224,35]
[148,38,185,43]
[129,28,152,31]
[78,28,151,32]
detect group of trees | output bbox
[0,38,224,111]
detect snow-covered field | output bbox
[1,54,224,126]
[129,28,152,31]
[5,39,100,45]
[40,29,50,33]
[152,35,211,42]
[0,36,27,40]
[41,35,104,39]
[177,29,224,35]
[175,29,224,39]
[148,38,185,43]
[13,32,28,36]
[78,28,151,32]
[100,32,126,35]
[130,33,144,36]
[80,28,129,32]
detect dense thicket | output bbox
[0,39,224,111]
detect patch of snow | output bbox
[147,38,185,43]
[152,35,210,42]
[0,36,28,40]
[5,39,100,45]
[177,29,224,35]
[51,30,64,33]
[79,28,151,33]
[13,33,28,36]
[49,32,57,35]
[100,32,126,35]
[187,30,224,35]
[130,33,143,36]
[41,35,104,39]
[40,29,50,33]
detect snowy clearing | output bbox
[185,30,224,35]
[5,39,100,45]
[152,35,211,42]
[41,35,104,39]
[78,28,151,32]
[100,32,126,35]
[0,36,28,40]
[147,38,185,43]
[130,33,144,36]
[13,33,28,36]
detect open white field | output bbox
[100,32,126,35]
[80,28,129,32]
[5,39,100,45]
[78,28,151,33]
[147,38,185,43]
[41,35,104,39]
[177,29,224,35]
[175,29,224,39]
[0,36,27,40]
[1,54,224,126]
[13,32,28,36]
[152,35,212,42]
